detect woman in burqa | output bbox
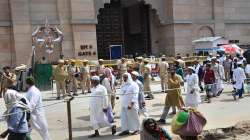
[140,118,172,140]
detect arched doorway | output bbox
[96,0,152,59]
[198,26,214,38]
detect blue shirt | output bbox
[7,106,29,133]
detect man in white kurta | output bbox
[185,67,201,108]
[233,62,246,100]
[119,73,140,136]
[89,76,116,138]
[211,58,224,96]
[216,59,225,96]
[25,77,51,140]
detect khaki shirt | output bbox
[118,62,127,73]
[96,64,105,75]
[159,61,169,75]
[53,66,68,81]
[142,64,151,78]
[80,66,90,75]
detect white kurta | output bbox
[185,73,201,107]
[233,67,246,89]
[89,84,111,130]
[26,86,51,140]
[120,81,140,131]
[217,64,225,91]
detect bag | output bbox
[176,110,207,136]
[171,110,189,134]
[105,105,114,123]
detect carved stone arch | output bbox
[198,26,215,38]
[94,0,165,24]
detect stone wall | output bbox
[0,0,12,66]
[0,27,13,66]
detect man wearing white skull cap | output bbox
[88,76,116,138]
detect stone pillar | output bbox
[70,0,98,60]
[213,0,225,36]
[57,0,75,59]
[9,0,33,66]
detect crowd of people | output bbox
[0,52,249,139]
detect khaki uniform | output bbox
[159,61,169,91]
[165,75,184,108]
[53,65,68,97]
[68,65,79,94]
[142,64,152,95]
[0,72,16,97]
[118,62,127,84]
[96,64,105,75]
[80,65,91,93]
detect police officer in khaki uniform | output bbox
[96,59,105,75]
[142,59,154,100]
[53,60,68,100]
[80,59,91,94]
[0,66,16,98]
[159,55,169,92]
[64,59,71,94]
[118,58,127,84]
[68,60,79,96]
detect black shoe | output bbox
[157,119,166,124]
[88,133,100,138]
[56,97,60,100]
[239,96,244,99]
[145,96,154,100]
[217,90,223,96]
[130,130,139,135]
[88,90,91,93]
[169,112,176,115]
[73,93,78,96]
[111,125,116,135]
[118,131,130,136]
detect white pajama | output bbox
[121,107,140,131]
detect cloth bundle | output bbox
[171,108,207,136]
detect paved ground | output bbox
[1,81,250,140]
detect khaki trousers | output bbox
[56,80,66,97]
[69,76,78,94]
[160,74,168,91]
[81,74,91,93]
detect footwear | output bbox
[87,90,91,93]
[169,112,176,115]
[56,97,60,100]
[157,119,166,124]
[73,93,78,96]
[217,90,223,96]
[88,133,100,138]
[130,130,139,135]
[233,94,237,100]
[118,131,130,136]
[161,90,164,93]
[111,125,116,135]
[239,96,244,99]
[207,99,211,103]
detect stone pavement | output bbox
[1,82,250,140]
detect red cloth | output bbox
[203,69,215,84]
